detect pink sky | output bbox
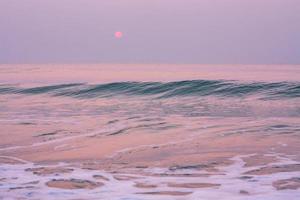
[0,0,299,64]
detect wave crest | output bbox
[1,80,299,99]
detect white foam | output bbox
[0,154,299,200]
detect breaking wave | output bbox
[1,80,300,99]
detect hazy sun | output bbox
[114,31,123,39]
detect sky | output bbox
[0,0,300,64]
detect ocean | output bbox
[0,64,299,199]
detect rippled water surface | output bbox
[0,65,299,199]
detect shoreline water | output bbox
[0,65,299,199]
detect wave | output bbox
[1,80,300,99]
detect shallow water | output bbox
[0,154,299,200]
[0,64,299,199]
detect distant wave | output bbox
[1,80,300,99]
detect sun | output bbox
[114,31,123,39]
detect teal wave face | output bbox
[0,80,300,99]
